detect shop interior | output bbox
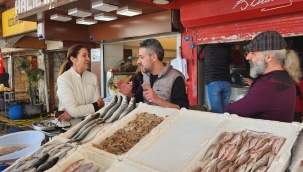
[197,36,303,107]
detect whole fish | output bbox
[98,95,118,118]
[248,137,259,150]
[193,167,202,172]
[74,123,100,141]
[252,138,269,151]
[237,141,250,156]
[225,147,238,161]
[218,144,229,159]
[28,153,49,169]
[211,143,221,159]
[255,166,267,172]
[103,95,122,120]
[118,97,136,120]
[235,152,250,166]
[201,144,215,160]
[251,152,270,172]
[63,159,85,172]
[71,118,104,140]
[274,137,286,153]
[226,134,242,145]
[219,132,235,144]
[68,113,100,139]
[12,158,37,172]
[220,162,233,172]
[221,145,235,160]
[36,156,59,171]
[74,163,93,172]
[202,158,218,171]
[106,95,128,123]
[85,165,101,172]
[217,160,230,171]
[244,159,256,172]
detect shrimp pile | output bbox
[194,130,286,172]
[93,112,163,155]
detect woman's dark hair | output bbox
[67,44,87,67]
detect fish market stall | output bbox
[3,103,303,172]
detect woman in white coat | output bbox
[56,44,104,127]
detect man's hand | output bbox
[58,110,73,121]
[243,78,253,86]
[115,80,132,96]
[142,83,159,104]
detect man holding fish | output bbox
[225,31,301,122]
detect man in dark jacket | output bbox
[225,31,301,122]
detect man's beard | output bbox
[250,55,268,78]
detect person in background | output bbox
[199,43,243,113]
[116,38,189,109]
[129,68,143,96]
[225,31,301,122]
[56,44,104,127]
[0,67,9,87]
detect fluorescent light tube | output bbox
[50,14,72,22]
[117,6,142,17]
[94,13,117,21]
[92,1,118,12]
[76,18,97,25]
[68,8,92,17]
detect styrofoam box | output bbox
[181,114,303,172]
[122,109,230,172]
[107,160,159,172]
[4,139,71,172]
[48,146,112,172]
[84,103,180,167]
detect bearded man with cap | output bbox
[224,30,301,122]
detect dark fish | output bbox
[98,95,118,118]
[28,153,49,169]
[103,95,122,120]
[106,95,128,123]
[36,157,59,171]
[118,97,136,120]
[68,113,100,139]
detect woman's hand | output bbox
[243,78,254,86]
[97,98,104,108]
[58,110,73,121]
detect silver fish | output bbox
[103,95,122,120]
[201,144,215,160]
[118,97,136,120]
[74,163,93,172]
[106,95,129,123]
[211,143,221,159]
[71,118,104,140]
[274,137,286,154]
[68,113,101,139]
[74,123,99,141]
[217,160,230,171]
[98,95,118,118]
